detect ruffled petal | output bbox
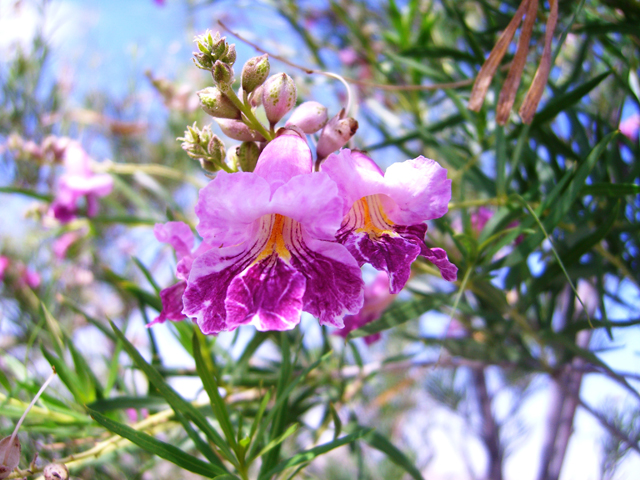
[253,134,313,194]
[195,171,271,246]
[154,222,194,260]
[62,173,113,197]
[183,244,256,334]
[286,225,364,328]
[381,156,452,224]
[269,171,344,241]
[225,255,306,331]
[148,281,187,326]
[321,149,386,216]
[421,246,458,282]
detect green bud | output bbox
[241,54,270,94]
[192,30,236,71]
[207,135,226,164]
[212,60,235,86]
[237,141,260,172]
[197,87,240,119]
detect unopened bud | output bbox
[0,436,20,479]
[192,30,236,71]
[213,60,235,86]
[262,73,297,125]
[237,142,260,172]
[44,463,69,480]
[249,85,264,108]
[216,119,265,142]
[241,54,270,94]
[286,101,328,134]
[207,135,226,164]
[197,87,240,119]
[316,109,358,160]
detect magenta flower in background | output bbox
[322,150,457,293]
[177,134,363,334]
[52,231,83,259]
[335,271,396,345]
[149,221,212,326]
[49,141,113,223]
[0,256,9,282]
[21,268,41,289]
[471,206,493,233]
[620,113,640,142]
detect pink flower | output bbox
[471,206,493,233]
[620,113,640,142]
[322,150,457,293]
[335,271,396,345]
[22,268,41,289]
[49,141,113,223]
[155,134,364,335]
[52,231,82,260]
[0,256,9,282]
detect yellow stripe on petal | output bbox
[354,195,396,239]
[255,214,292,263]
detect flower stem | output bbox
[220,85,273,141]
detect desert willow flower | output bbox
[0,369,57,479]
[468,0,558,125]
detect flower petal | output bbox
[381,156,451,224]
[253,134,313,194]
[287,227,364,328]
[421,246,458,282]
[195,171,271,247]
[148,281,187,326]
[269,171,344,241]
[183,244,256,334]
[154,222,194,260]
[225,255,306,331]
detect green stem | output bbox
[221,85,273,141]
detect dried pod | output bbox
[316,109,358,160]
[0,435,21,479]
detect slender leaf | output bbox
[364,430,425,480]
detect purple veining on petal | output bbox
[183,244,257,334]
[225,255,306,331]
[148,281,188,326]
[287,225,363,328]
[253,134,313,193]
[421,246,458,282]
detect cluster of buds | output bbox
[186,30,359,174]
[5,134,71,164]
[178,123,226,173]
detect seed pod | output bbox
[216,119,266,142]
[44,463,69,480]
[197,87,240,119]
[237,141,260,172]
[241,54,270,94]
[316,109,359,160]
[0,436,21,479]
[285,101,328,134]
[262,73,297,125]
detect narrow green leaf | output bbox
[109,321,235,467]
[329,403,342,441]
[88,408,225,477]
[348,296,446,338]
[88,396,168,412]
[41,347,84,404]
[249,389,271,443]
[252,423,298,460]
[364,430,425,480]
[213,475,241,480]
[0,187,52,201]
[257,428,373,480]
[132,257,161,294]
[192,332,237,450]
[581,183,640,197]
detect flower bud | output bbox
[241,54,270,94]
[316,109,359,160]
[44,463,69,480]
[192,30,236,70]
[0,435,21,479]
[207,135,226,164]
[236,141,260,172]
[212,60,235,86]
[197,87,240,119]
[216,119,265,142]
[249,85,264,108]
[262,73,297,125]
[285,101,328,134]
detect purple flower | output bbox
[471,206,493,233]
[182,134,364,334]
[52,231,82,260]
[0,256,8,282]
[49,141,113,223]
[620,113,640,142]
[322,150,457,293]
[335,271,396,345]
[149,221,212,327]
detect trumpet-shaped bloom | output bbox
[49,141,113,223]
[322,150,457,293]
[335,271,396,345]
[182,135,364,334]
